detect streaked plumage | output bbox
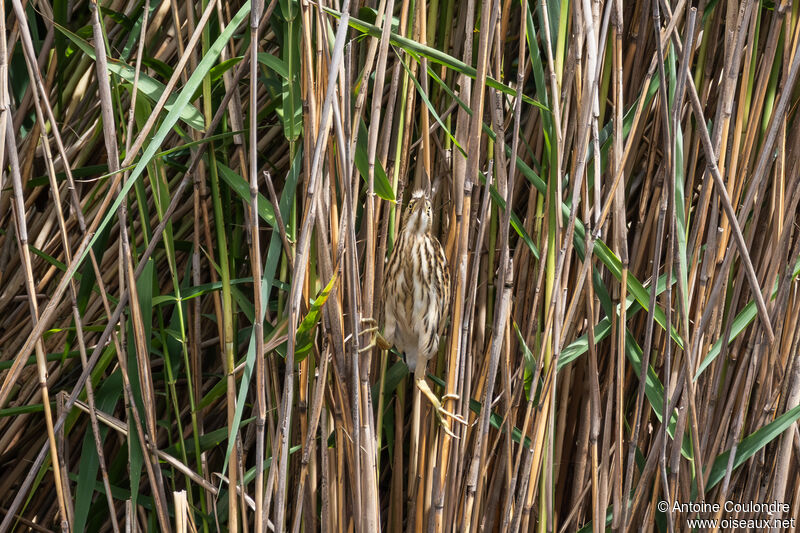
[383,189,450,374]
[379,189,464,437]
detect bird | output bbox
[370,188,465,436]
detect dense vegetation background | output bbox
[1,0,799,530]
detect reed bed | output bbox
[1,0,799,531]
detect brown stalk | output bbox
[249,0,267,530]
[272,2,353,528]
[92,3,174,529]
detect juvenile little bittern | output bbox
[375,188,465,435]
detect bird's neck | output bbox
[405,211,430,235]
[403,227,428,238]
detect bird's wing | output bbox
[432,237,450,337]
[383,236,405,344]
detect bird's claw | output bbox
[432,405,468,439]
[359,317,392,352]
[416,379,467,438]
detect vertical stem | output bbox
[250,1,266,531]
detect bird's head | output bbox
[402,189,432,235]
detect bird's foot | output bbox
[416,378,468,438]
[359,318,392,352]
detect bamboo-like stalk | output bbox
[611,0,627,528]
[533,0,564,528]
[249,1,266,530]
[462,1,501,531]
[273,3,352,528]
